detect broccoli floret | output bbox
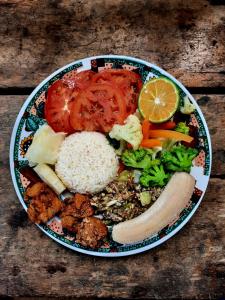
[115,140,126,156]
[162,138,178,151]
[109,115,143,150]
[175,122,190,135]
[139,165,170,187]
[180,96,195,114]
[162,145,198,172]
[122,149,160,169]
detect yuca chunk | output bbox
[76,217,108,249]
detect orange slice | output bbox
[138,78,179,123]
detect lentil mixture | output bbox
[90,179,162,225]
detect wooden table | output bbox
[0,0,225,299]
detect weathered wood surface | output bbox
[0,94,224,299]
[1,0,225,298]
[0,0,225,88]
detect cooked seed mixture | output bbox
[90,179,162,225]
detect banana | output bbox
[34,164,66,195]
[112,172,195,244]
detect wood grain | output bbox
[1,1,225,297]
[0,0,225,88]
[0,94,224,299]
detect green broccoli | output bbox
[162,145,198,172]
[175,122,190,135]
[162,138,178,151]
[139,165,170,187]
[122,149,160,169]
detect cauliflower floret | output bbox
[180,96,195,114]
[109,115,143,150]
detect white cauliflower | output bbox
[109,115,143,150]
[180,96,195,114]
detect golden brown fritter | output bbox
[27,182,63,224]
[25,182,45,198]
[60,194,94,219]
[60,215,80,233]
[60,194,94,233]
[76,217,108,249]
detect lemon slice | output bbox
[138,78,179,123]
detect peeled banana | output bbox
[112,172,195,244]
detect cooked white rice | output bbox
[55,132,119,194]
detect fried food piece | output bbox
[27,184,63,224]
[60,194,94,233]
[25,182,45,198]
[60,194,94,219]
[76,217,108,249]
[61,215,80,233]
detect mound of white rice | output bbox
[55,132,119,194]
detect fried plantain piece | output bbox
[60,194,94,219]
[27,184,63,224]
[76,217,108,249]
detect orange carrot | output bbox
[148,130,193,143]
[142,119,150,139]
[140,139,162,148]
[150,121,176,130]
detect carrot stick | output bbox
[150,121,176,130]
[140,139,162,148]
[142,119,150,139]
[148,130,193,143]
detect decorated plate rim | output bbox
[9,54,212,257]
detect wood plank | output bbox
[0,94,225,298]
[0,170,224,298]
[0,0,225,88]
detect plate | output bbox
[10,55,212,257]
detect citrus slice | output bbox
[138,78,179,123]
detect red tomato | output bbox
[44,71,95,133]
[70,82,127,132]
[45,80,75,133]
[118,161,125,173]
[69,70,95,91]
[92,69,142,116]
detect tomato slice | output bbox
[45,69,142,133]
[45,71,95,133]
[70,82,127,132]
[69,70,95,91]
[45,80,75,133]
[92,69,142,116]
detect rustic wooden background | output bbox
[0,0,225,299]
